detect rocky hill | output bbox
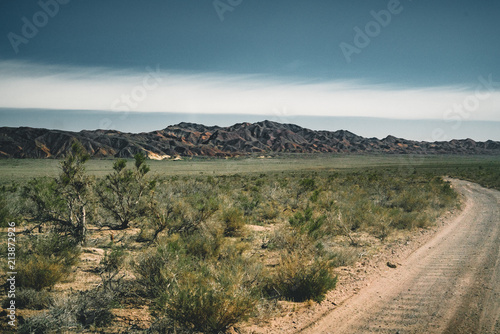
[1,120,499,159]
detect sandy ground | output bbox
[295,179,500,334]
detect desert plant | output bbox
[18,288,115,333]
[20,141,93,244]
[97,153,155,230]
[221,207,245,237]
[266,251,337,303]
[134,242,173,298]
[158,260,259,334]
[289,206,327,239]
[237,194,260,216]
[144,186,177,242]
[0,191,13,228]
[327,248,359,267]
[135,232,260,333]
[18,311,62,334]
[17,256,67,291]
[183,226,225,260]
[299,177,316,192]
[74,289,115,327]
[99,245,126,291]
[16,233,80,291]
[257,201,280,221]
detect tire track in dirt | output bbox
[302,179,500,334]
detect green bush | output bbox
[17,233,80,291]
[299,178,316,192]
[184,227,224,260]
[0,193,12,228]
[258,202,280,221]
[237,194,261,216]
[159,261,258,334]
[134,238,178,297]
[135,234,259,333]
[18,312,61,334]
[267,252,337,303]
[221,207,245,237]
[99,246,126,290]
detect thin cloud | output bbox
[0,60,499,122]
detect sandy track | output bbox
[301,179,500,334]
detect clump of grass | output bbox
[221,207,245,237]
[18,289,115,333]
[266,251,337,303]
[160,263,258,334]
[17,257,67,291]
[17,233,80,291]
[327,247,359,267]
[136,234,260,334]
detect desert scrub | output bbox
[289,206,328,239]
[135,235,260,333]
[265,250,337,303]
[158,260,259,333]
[16,233,80,290]
[221,207,246,237]
[327,247,359,267]
[0,183,19,227]
[98,245,126,291]
[96,154,155,230]
[18,288,115,333]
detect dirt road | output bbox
[302,179,500,334]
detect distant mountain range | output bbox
[1,120,499,159]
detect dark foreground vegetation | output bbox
[1,147,498,333]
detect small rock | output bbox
[387,262,397,268]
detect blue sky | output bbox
[0,0,499,140]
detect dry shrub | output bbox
[136,234,259,333]
[162,271,257,333]
[18,289,115,333]
[17,256,67,291]
[266,251,337,303]
[328,247,359,267]
[221,207,245,237]
[17,233,80,291]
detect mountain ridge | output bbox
[1,120,499,159]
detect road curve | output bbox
[302,179,500,334]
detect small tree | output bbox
[21,141,92,244]
[58,141,92,243]
[97,153,155,230]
